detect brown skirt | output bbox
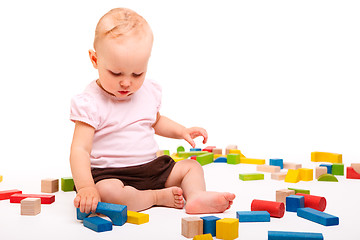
[91,155,176,190]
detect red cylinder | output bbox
[251,199,285,218]
[296,193,326,212]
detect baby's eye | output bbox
[132,72,143,78]
[109,70,122,76]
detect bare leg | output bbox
[165,159,236,214]
[96,179,184,212]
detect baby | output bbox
[70,8,235,214]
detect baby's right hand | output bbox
[74,186,101,214]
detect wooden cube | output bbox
[21,198,41,215]
[41,178,59,193]
[181,217,203,238]
[276,189,295,203]
[315,167,328,179]
[216,218,239,240]
[212,148,222,155]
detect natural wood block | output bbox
[225,145,237,155]
[257,165,280,173]
[315,167,328,179]
[283,162,302,170]
[351,163,360,174]
[41,178,59,193]
[271,172,287,181]
[21,198,41,215]
[182,217,203,238]
[276,189,295,203]
[212,148,222,155]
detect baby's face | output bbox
[91,33,152,98]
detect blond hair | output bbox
[93,8,151,50]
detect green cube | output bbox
[239,173,264,181]
[227,154,240,164]
[288,188,310,194]
[332,163,344,176]
[197,153,214,166]
[61,177,75,192]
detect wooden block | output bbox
[317,174,338,182]
[351,163,360,174]
[127,211,149,224]
[10,194,55,204]
[346,167,360,179]
[299,168,313,181]
[276,189,295,203]
[182,217,203,238]
[178,151,208,158]
[214,157,227,163]
[283,162,302,169]
[297,208,339,226]
[285,169,300,183]
[227,154,240,165]
[200,216,220,236]
[240,158,265,165]
[0,189,22,200]
[269,159,283,169]
[311,152,342,163]
[197,153,214,166]
[212,148,222,155]
[228,149,246,158]
[239,173,264,181]
[216,218,239,240]
[315,167,328,179]
[41,178,59,193]
[0,175,3,183]
[177,146,185,153]
[286,195,304,212]
[225,145,238,155]
[271,172,287,181]
[296,193,326,212]
[251,199,285,218]
[236,211,270,222]
[256,165,280,173]
[61,177,74,192]
[83,216,113,232]
[193,234,213,240]
[319,163,332,174]
[332,163,344,176]
[21,198,41,216]
[203,146,216,153]
[268,231,324,240]
[156,150,170,157]
[171,153,184,162]
[288,188,310,194]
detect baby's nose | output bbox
[120,79,131,88]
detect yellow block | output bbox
[228,149,246,158]
[216,218,239,240]
[239,158,265,165]
[193,233,213,240]
[127,211,149,225]
[171,153,184,162]
[299,168,313,181]
[0,175,2,182]
[285,169,301,183]
[311,152,342,163]
[214,154,227,160]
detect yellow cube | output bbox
[0,175,3,182]
[285,169,301,183]
[127,211,149,224]
[299,168,313,181]
[216,218,239,240]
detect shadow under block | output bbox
[10,194,55,204]
[239,173,264,181]
[21,198,41,216]
[299,168,313,181]
[61,177,74,192]
[193,233,213,240]
[315,167,328,179]
[41,178,59,193]
[271,172,287,181]
[270,159,283,169]
[201,216,220,236]
[196,153,214,166]
[83,216,113,232]
[351,163,360,174]
[127,211,149,224]
[285,169,300,183]
[0,189,22,200]
[297,207,339,226]
[296,193,326,212]
[256,165,280,173]
[311,152,342,163]
[283,162,302,170]
[286,195,304,212]
[346,167,360,179]
[239,158,265,165]
[268,231,324,240]
[236,211,270,222]
[182,217,203,238]
[251,199,285,218]
[331,163,344,176]
[216,218,239,240]
[227,154,240,164]
[317,174,338,182]
[276,189,296,203]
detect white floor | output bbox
[1,162,359,240]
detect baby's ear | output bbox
[88,49,98,69]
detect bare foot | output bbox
[154,187,184,209]
[185,191,235,214]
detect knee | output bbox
[181,159,204,172]
[96,180,123,203]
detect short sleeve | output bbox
[148,79,162,112]
[70,93,99,129]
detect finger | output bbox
[85,198,93,214]
[74,195,81,208]
[91,198,99,213]
[80,196,87,213]
[184,134,196,148]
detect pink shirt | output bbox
[70,79,161,168]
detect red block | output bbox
[296,193,326,212]
[202,146,216,153]
[251,199,285,218]
[347,167,360,179]
[0,189,22,200]
[10,194,55,204]
[190,156,197,160]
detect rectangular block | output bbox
[276,189,295,203]
[227,154,240,165]
[229,149,245,158]
[286,195,304,212]
[346,167,360,179]
[297,207,339,226]
[270,159,283,169]
[268,231,324,240]
[283,162,302,170]
[240,158,265,165]
[193,234,213,240]
[83,216,113,232]
[311,152,342,163]
[127,211,149,224]
[182,217,203,238]
[288,188,310,194]
[200,216,220,236]
[197,153,214,166]
[332,163,344,176]
[212,148,222,155]
[271,172,287,181]
[315,167,328,179]
[239,173,264,181]
[10,194,55,204]
[257,165,280,173]
[178,151,208,158]
[236,211,270,222]
[0,189,22,200]
[319,164,332,174]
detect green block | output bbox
[239,173,264,181]
[163,150,170,156]
[227,154,240,164]
[178,151,208,158]
[288,188,310,194]
[61,177,75,192]
[318,174,338,182]
[332,163,344,176]
[197,153,214,166]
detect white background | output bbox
[0,0,359,239]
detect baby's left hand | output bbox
[182,127,208,148]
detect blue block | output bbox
[319,164,332,174]
[83,216,113,232]
[77,208,91,220]
[214,157,227,163]
[297,207,339,226]
[190,148,202,151]
[286,195,304,212]
[200,215,220,236]
[268,231,323,240]
[270,159,283,169]
[236,211,270,222]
